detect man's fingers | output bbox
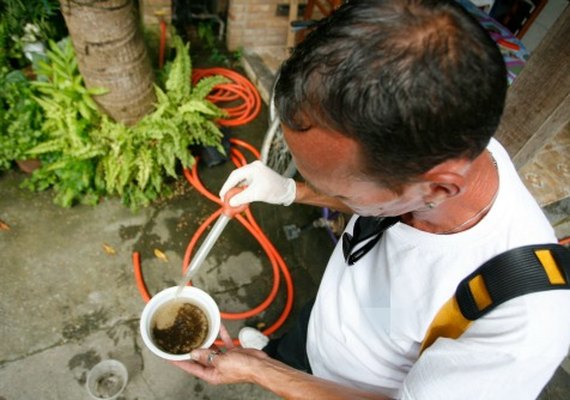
[170,360,219,384]
[228,190,254,207]
[171,360,204,374]
[219,176,241,200]
[219,324,235,349]
[190,348,211,365]
[219,168,251,199]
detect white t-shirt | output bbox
[306,139,570,399]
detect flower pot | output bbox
[16,159,41,174]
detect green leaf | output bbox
[118,148,134,191]
[150,172,163,193]
[87,87,109,96]
[135,147,152,189]
[77,101,91,120]
[103,155,120,192]
[191,75,228,100]
[53,53,71,73]
[46,161,69,171]
[165,35,191,103]
[69,57,78,73]
[27,139,64,155]
[74,147,104,161]
[82,93,99,111]
[48,39,66,61]
[179,99,219,116]
[55,188,76,208]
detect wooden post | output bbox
[287,0,300,50]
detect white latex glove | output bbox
[219,161,296,207]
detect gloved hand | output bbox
[219,161,296,207]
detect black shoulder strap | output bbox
[456,243,570,320]
[420,243,570,353]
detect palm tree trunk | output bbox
[59,0,156,126]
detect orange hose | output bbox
[180,139,294,342]
[159,19,167,70]
[133,252,151,303]
[192,68,262,127]
[133,71,294,347]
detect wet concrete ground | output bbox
[0,107,334,399]
[1,85,569,398]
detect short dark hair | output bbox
[275,0,507,187]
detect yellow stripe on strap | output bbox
[535,249,567,285]
[420,296,472,354]
[468,274,493,311]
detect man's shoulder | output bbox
[402,289,570,400]
[465,289,570,349]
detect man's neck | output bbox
[404,151,499,234]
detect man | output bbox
[174,0,570,398]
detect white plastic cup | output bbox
[85,359,128,400]
[140,286,221,361]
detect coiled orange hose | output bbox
[182,139,294,336]
[133,69,294,346]
[193,68,262,127]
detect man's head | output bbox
[275,0,507,190]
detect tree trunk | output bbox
[59,0,156,126]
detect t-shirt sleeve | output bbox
[401,291,570,400]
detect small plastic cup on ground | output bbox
[86,359,128,400]
[139,286,221,361]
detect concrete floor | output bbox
[1,97,569,398]
[0,110,334,399]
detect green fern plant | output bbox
[23,38,106,207]
[25,35,228,210]
[95,35,228,209]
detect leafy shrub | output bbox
[0,68,45,170]
[25,36,228,209]
[21,38,105,206]
[0,0,65,69]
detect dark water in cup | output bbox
[151,299,209,354]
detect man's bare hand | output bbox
[170,324,269,385]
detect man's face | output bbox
[283,124,427,217]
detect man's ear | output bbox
[420,158,471,205]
